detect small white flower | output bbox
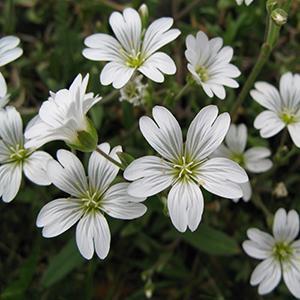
[0,36,23,67]
[251,72,300,147]
[243,208,300,299]
[0,72,9,109]
[0,106,53,203]
[83,7,180,89]
[119,75,148,106]
[24,74,101,151]
[37,143,147,260]
[236,0,254,5]
[213,124,273,202]
[185,31,240,100]
[124,105,248,232]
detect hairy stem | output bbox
[231,2,289,122]
[95,147,124,170]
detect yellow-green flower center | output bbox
[121,49,145,68]
[230,153,245,166]
[81,190,101,212]
[173,156,201,183]
[273,242,293,262]
[280,111,297,125]
[9,144,29,163]
[196,66,209,82]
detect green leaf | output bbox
[176,224,240,256]
[41,238,84,288]
[1,242,40,299]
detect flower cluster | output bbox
[1,2,299,299]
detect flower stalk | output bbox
[95,147,124,170]
[231,1,290,122]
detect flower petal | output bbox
[0,48,23,67]
[102,182,147,219]
[88,143,121,193]
[83,33,122,61]
[0,162,22,203]
[0,72,7,98]
[48,150,88,197]
[254,110,285,138]
[250,81,282,112]
[257,260,281,295]
[272,208,299,243]
[23,151,53,185]
[288,122,300,148]
[76,213,95,259]
[124,155,172,181]
[0,106,24,146]
[100,61,134,89]
[242,240,272,259]
[92,212,111,260]
[250,258,276,286]
[37,198,83,238]
[140,52,176,75]
[198,157,248,198]
[283,263,300,299]
[139,106,183,161]
[186,105,230,161]
[109,8,142,53]
[225,124,247,153]
[142,17,180,56]
[167,182,188,232]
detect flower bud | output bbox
[139,4,149,28]
[271,8,288,26]
[266,0,277,14]
[67,118,98,152]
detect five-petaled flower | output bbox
[213,123,273,202]
[37,143,147,260]
[0,106,53,203]
[251,72,300,148]
[124,105,248,232]
[185,31,240,99]
[243,208,300,299]
[82,7,180,89]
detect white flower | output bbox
[0,72,9,109]
[119,75,148,106]
[243,208,300,299]
[0,106,53,203]
[82,8,180,89]
[24,74,101,151]
[236,0,254,5]
[0,36,23,67]
[213,124,273,202]
[124,105,248,232]
[185,31,240,100]
[251,72,300,147]
[36,143,147,260]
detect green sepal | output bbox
[67,118,98,152]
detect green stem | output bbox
[252,194,273,226]
[231,3,289,122]
[95,147,124,170]
[174,82,190,102]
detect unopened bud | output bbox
[266,0,277,14]
[271,8,288,26]
[273,182,288,198]
[139,4,149,28]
